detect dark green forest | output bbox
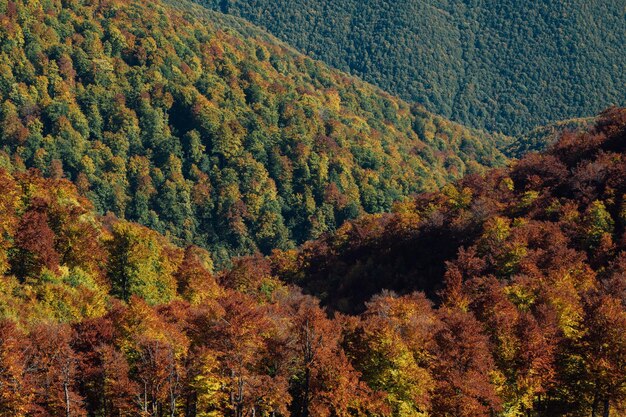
[504,116,595,158]
[0,0,508,266]
[194,0,626,135]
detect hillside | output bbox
[0,109,624,416]
[269,107,626,311]
[0,0,507,266]
[193,0,626,135]
[0,161,370,417]
[505,116,595,158]
[267,107,626,414]
[0,153,503,417]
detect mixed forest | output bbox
[504,117,595,159]
[0,0,625,416]
[195,0,626,135]
[0,103,625,417]
[0,0,509,266]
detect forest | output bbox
[0,0,625,415]
[0,106,624,416]
[504,117,595,159]
[0,0,508,266]
[193,0,626,135]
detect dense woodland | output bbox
[0,0,509,266]
[195,0,626,135]
[0,104,624,416]
[504,117,595,159]
[1,0,625,415]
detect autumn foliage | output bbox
[0,0,508,268]
[0,110,625,416]
[269,107,626,416]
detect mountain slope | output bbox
[193,0,626,135]
[504,116,596,158]
[0,108,623,417]
[0,0,507,265]
[269,107,626,312]
[265,106,626,414]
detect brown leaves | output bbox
[12,206,60,278]
[26,323,86,416]
[0,320,31,416]
[431,308,501,417]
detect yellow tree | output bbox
[346,291,437,416]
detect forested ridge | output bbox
[0,0,508,266]
[504,116,595,159]
[1,0,625,415]
[0,108,624,416]
[194,0,626,135]
[268,107,626,413]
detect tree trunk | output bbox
[234,373,244,417]
[602,398,610,417]
[64,382,71,417]
[300,318,312,417]
[591,382,601,417]
[170,383,177,417]
[184,391,197,417]
[143,382,148,414]
[302,367,310,417]
[592,397,600,417]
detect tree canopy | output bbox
[193,0,625,135]
[0,0,508,266]
[0,105,624,416]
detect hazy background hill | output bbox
[194,0,626,135]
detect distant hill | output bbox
[505,116,596,158]
[0,0,507,266]
[193,0,626,135]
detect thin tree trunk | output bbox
[169,350,179,417]
[301,366,310,417]
[170,381,177,417]
[592,398,600,417]
[236,376,244,417]
[64,382,71,417]
[301,318,311,417]
[185,391,197,417]
[591,382,601,417]
[602,398,610,417]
